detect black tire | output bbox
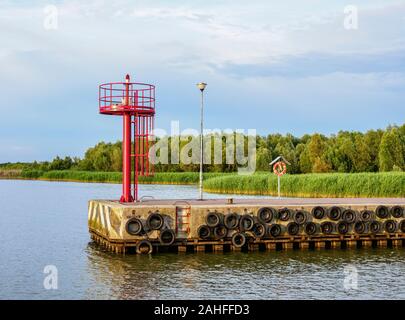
[251,223,266,239]
[278,208,292,221]
[213,225,228,240]
[231,232,247,248]
[136,240,153,254]
[159,229,175,245]
[294,210,310,225]
[257,207,276,224]
[287,222,301,236]
[206,212,223,227]
[268,224,284,237]
[370,221,382,234]
[399,220,405,233]
[390,206,404,219]
[146,212,164,230]
[126,218,143,236]
[197,225,211,239]
[360,210,374,222]
[342,209,358,223]
[337,221,350,235]
[321,221,335,235]
[304,222,319,235]
[383,220,397,233]
[224,213,240,229]
[376,205,390,219]
[239,214,255,231]
[327,206,343,221]
[354,221,367,234]
[312,206,326,219]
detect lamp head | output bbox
[197,82,207,91]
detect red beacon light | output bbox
[99,74,155,202]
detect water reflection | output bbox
[84,242,405,300]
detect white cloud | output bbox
[1,1,405,73]
[0,0,404,160]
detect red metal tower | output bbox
[99,74,155,202]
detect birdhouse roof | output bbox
[269,155,291,165]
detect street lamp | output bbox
[197,82,207,200]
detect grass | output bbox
[2,169,404,197]
[203,172,405,198]
[21,170,122,183]
[18,170,231,185]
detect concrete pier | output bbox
[88,198,405,254]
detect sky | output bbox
[0,0,404,162]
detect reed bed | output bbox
[5,169,404,197]
[18,170,229,185]
[0,169,23,178]
[204,172,405,198]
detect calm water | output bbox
[1,179,405,300]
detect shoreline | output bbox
[0,176,195,186]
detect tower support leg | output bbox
[121,113,133,202]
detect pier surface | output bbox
[113,197,405,206]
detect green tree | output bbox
[306,134,331,173]
[352,134,372,172]
[379,127,405,171]
[298,146,312,173]
[48,156,74,170]
[111,142,122,172]
[256,147,272,171]
[364,129,383,172]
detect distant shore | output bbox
[0,169,404,198]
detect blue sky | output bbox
[0,0,404,162]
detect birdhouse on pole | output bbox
[270,156,291,198]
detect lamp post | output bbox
[197,82,207,200]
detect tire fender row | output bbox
[197,205,405,247]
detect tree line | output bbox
[2,123,404,174]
